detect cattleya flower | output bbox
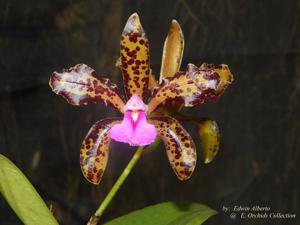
[49,13,233,184]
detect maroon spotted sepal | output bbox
[119,13,150,101]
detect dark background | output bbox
[0,0,299,224]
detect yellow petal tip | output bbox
[130,12,139,18]
[123,13,143,35]
[128,12,140,25]
[171,20,180,28]
[204,157,213,164]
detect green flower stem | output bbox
[87,146,144,225]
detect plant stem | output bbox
[87,146,144,225]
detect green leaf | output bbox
[0,154,59,225]
[104,202,217,225]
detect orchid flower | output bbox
[49,13,233,185]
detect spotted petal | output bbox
[159,20,184,83]
[119,13,150,101]
[148,63,233,114]
[80,118,121,184]
[50,64,126,113]
[197,119,220,164]
[149,116,196,180]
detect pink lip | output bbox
[109,95,157,146]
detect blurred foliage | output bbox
[104,202,216,225]
[0,154,58,225]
